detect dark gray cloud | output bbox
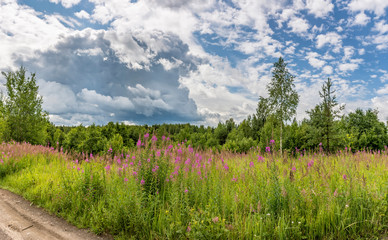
[18,29,203,125]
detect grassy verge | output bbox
[0,140,387,239]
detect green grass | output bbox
[0,141,387,239]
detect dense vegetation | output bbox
[0,140,387,239]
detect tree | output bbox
[310,78,344,152]
[267,57,299,156]
[1,67,48,144]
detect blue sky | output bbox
[1,0,388,126]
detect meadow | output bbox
[0,135,387,239]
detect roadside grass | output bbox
[0,140,387,239]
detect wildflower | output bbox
[333,189,338,197]
[105,165,111,172]
[249,161,254,167]
[140,179,145,185]
[187,225,191,232]
[291,166,296,172]
[319,142,322,146]
[345,204,349,208]
[265,146,271,153]
[137,139,141,147]
[156,151,161,157]
[133,171,138,176]
[184,189,189,193]
[343,174,347,180]
[212,217,219,223]
[257,155,264,162]
[224,164,229,171]
[270,139,275,144]
[232,176,237,182]
[162,135,166,141]
[124,178,128,182]
[151,135,157,142]
[144,133,149,138]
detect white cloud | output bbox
[316,32,342,52]
[0,0,70,69]
[78,88,135,112]
[358,48,365,55]
[306,52,326,68]
[376,84,388,95]
[343,46,355,60]
[49,0,81,8]
[157,58,182,71]
[75,10,90,19]
[373,20,388,34]
[288,17,310,34]
[371,95,388,121]
[306,0,334,18]
[339,63,359,72]
[352,11,370,26]
[348,0,388,16]
[323,65,333,74]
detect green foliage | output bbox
[0,142,387,239]
[1,67,48,144]
[267,57,299,154]
[307,78,344,152]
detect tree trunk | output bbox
[280,120,283,158]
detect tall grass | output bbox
[0,139,387,239]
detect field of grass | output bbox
[0,137,387,239]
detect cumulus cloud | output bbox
[75,10,90,19]
[322,65,333,74]
[305,52,326,68]
[288,17,310,34]
[316,32,342,52]
[306,0,334,18]
[351,11,370,26]
[348,0,388,16]
[49,0,81,8]
[0,0,70,69]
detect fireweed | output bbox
[0,140,387,239]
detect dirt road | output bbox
[0,188,113,240]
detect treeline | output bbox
[1,64,388,155]
[45,107,388,155]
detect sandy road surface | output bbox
[0,188,113,240]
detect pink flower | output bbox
[270,139,275,144]
[124,178,128,182]
[137,139,141,147]
[291,167,296,172]
[151,135,157,142]
[333,189,338,197]
[144,133,149,139]
[140,179,145,185]
[343,174,347,180]
[184,189,189,193]
[232,176,237,182]
[187,225,191,232]
[156,151,161,157]
[249,161,254,167]
[265,146,271,153]
[105,165,111,172]
[133,171,138,176]
[257,155,264,162]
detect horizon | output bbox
[1,0,388,127]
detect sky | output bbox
[0,0,388,126]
